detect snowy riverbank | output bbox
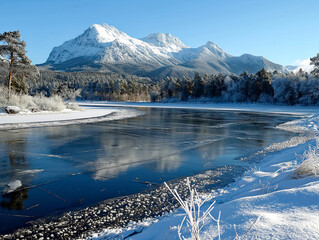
[88,103,319,240]
[0,106,143,130]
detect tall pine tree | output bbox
[0,31,37,95]
[192,72,205,98]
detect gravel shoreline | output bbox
[0,166,243,240]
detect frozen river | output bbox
[0,107,299,234]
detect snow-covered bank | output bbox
[0,106,143,130]
[81,101,319,116]
[90,110,319,239]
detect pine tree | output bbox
[0,31,37,95]
[193,72,205,98]
[180,77,193,101]
[257,68,273,95]
[310,53,319,77]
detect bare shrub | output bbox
[0,86,69,112]
[165,178,221,240]
[32,94,66,111]
[293,140,319,179]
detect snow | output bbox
[47,23,185,66]
[88,103,319,240]
[202,41,230,60]
[0,107,115,124]
[91,23,129,44]
[4,180,22,193]
[0,106,143,130]
[140,33,188,53]
[278,113,319,133]
[5,106,21,114]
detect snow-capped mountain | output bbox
[44,23,287,79]
[46,24,183,69]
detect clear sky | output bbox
[1,0,318,65]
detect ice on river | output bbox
[3,180,22,193]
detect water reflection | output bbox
[1,189,29,210]
[42,109,231,180]
[38,109,293,182]
[0,132,30,210]
[2,132,28,169]
[91,134,182,180]
[0,108,297,211]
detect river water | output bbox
[0,107,299,234]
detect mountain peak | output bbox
[203,41,221,50]
[202,41,230,59]
[141,33,188,52]
[204,41,217,46]
[86,23,128,43]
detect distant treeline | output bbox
[33,70,155,101]
[0,67,155,101]
[152,69,319,105]
[1,66,319,105]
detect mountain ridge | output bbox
[43,23,287,80]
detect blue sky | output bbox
[1,0,318,65]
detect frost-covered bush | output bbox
[293,141,319,178]
[272,72,319,105]
[32,94,66,111]
[0,86,69,112]
[165,178,221,240]
[272,74,300,105]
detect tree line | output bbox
[33,69,155,102]
[2,60,319,106]
[18,67,319,106]
[150,68,319,105]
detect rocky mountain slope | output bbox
[43,23,287,80]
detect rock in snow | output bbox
[5,106,21,114]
